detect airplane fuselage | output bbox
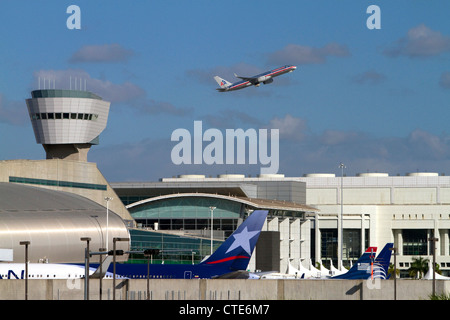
[0,261,241,280]
[0,211,268,280]
[217,65,296,92]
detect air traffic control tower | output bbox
[0,88,134,226]
[26,89,110,161]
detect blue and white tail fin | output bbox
[373,243,394,279]
[332,246,377,279]
[214,76,233,90]
[200,210,268,271]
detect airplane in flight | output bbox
[0,210,268,280]
[214,65,297,92]
[331,243,394,280]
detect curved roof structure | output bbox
[0,183,129,263]
[127,193,318,215]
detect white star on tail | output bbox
[225,227,260,255]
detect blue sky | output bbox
[1,1,450,181]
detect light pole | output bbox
[144,249,159,300]
[339,162,346,269]
[80,237,91,300]
[19,241,30,300]
[389,247,397,300]
[112,237,129,300]
[98,247,106,300]
[428,237,439,297]
[209,206,216,255]
[104,197,113,252]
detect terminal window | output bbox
[402,229,428,255]
[30,113,98,121]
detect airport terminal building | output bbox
[1,87,449,279]
[113,172,450,277]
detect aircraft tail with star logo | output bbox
[200,210,268,271]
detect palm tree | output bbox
[408,256,429,279]
[388,263,400,279]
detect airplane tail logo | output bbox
[373,243,394,279]
[332,243,393,280]
[332,246,377,279]
[200,210,268,271]
[214,76,232,89]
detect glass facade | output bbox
[403,229,428,255]
[127,229,223,265]
[321,229,337,262]
[318,228,369,268]
[31,89,102,100]
[9,176,107,191]
[130,196,244,237]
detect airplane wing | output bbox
[234,74,259,85]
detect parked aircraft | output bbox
[332,243,393,280]
[237,246,380,280]
[214,65,296,92]
[0,256,115,280]
[0,210,268,280]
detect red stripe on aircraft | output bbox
[206,255,250,264]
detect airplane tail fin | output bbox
[200,210,268,271]
[214,76,232,89]
[332,246,377,279]
[373,243,394,279]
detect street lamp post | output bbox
[429,237,439,297]
[143,249,159,300]
[209,206,216,256]
[104,197,113,252]
[389,247,397,300]
[19,241,30,300]
[339,162,346,269]
[98,247,106,300]
[80,237,91,300]
[112,237,129,300]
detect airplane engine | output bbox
[257,75,271,83]
[263,78,274,84]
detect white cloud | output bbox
[33,69,191,116]
[352,70,387,85]
[439,72,450,89]
[268,43,350,65]
[90,112,450,181]
[69,44,134,63]
[34,69,145,103]
[384,24,450,58]
[267,114,308,141]
[0,94,28,126]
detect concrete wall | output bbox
[1,279,448,300]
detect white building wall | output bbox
[299,173,450,274]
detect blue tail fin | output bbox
[200,210,268,271]
[332,246,377,279]
[373,243,394,279]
